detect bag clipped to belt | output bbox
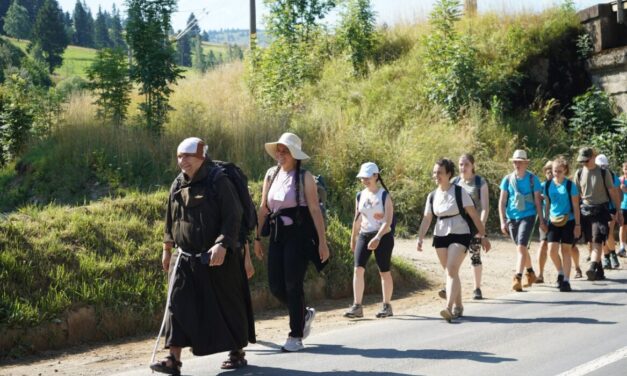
[549,214,569,227]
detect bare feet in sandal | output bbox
[150,354,182,375]
[221,349,248,370]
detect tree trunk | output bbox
[464,0,477,17]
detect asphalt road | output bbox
[116,269,627,376]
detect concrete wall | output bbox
[587,46,627,112]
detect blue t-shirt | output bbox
[620,176,627,210]
[546,178,579,221]
[500,171,542,220]
[609,174,619,210]
[540,181,548,213]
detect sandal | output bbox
[150,354,182,375]
[221,350,248,370]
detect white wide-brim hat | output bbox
[265,132,310,161]
[509,149,529,162]
[356,162,380,178]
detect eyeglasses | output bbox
[553,169,565,174]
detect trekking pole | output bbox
[150,251,182,365]
[527,215,539,250]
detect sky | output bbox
[56,0,606,32]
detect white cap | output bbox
[595,154,609,167]
[356,162,380,178]
[177,137,206,158]
[265,132,310,161]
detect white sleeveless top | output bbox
[358,188,386,234]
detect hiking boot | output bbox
[524,271,537,287]
[440,308,453,323]
[610,253,620,269]
[438,288,446,299]
[602,256,612,270]
[560,281,572,292]
[575,267,583,279]
[375,303,393,318]
[535,276,545,284]
[452,306,464,318]
[302,307,316,339]
[586,265,597,281]
[512,275,523,292]
[556,274,564,289]
[281,336,304,352]
[595,265,606,280]
[343,304,363,318]
[472,288,483,300]
[618,248,626,258]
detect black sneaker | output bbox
[610,253,620,269]
[556,274,564,289]
[586,268,596,281]
[603,256,612,270]
[560,281,572,292]
[472,288,483,300]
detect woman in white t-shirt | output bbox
[344,162,395,319]
[416,158,490,322]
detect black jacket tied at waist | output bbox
[264,205,327,272]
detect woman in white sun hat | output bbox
[253,132,329,353]
[344,162,396,319]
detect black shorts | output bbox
[623,209,627,221]
[581,211,609,245]
[432,233,472,250]
[547,220,575,245]
[355,232,394,272]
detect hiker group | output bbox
[150,133,626,375]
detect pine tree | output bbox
[186,13,200,37]
[191,35,206,72]
[94,6,112,49]
[109,4,126,50]
[72,0,94,47]
[4,0,31,40]
[86,47,132,125]
[176,33,192,67]
[125,0,182,133]
[31,0,68,73]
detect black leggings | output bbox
[267,224,312,338]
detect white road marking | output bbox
[557,346,627,376]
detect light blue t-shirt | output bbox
[546,178,579,221]
[500,171,542,220]
[609,174,619,210]
[620,176,627,210]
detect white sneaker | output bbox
[302,307,316,339]
[281,336,304,352]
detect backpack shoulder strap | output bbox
[452,176,460,185]
[576,168,582,187]
[475,175,482,202]
[529,172,534,191]
[454,185,464,214]
[428,190,436,217]
[600,168,610,201]
[566,179,573,214]
[382,190,388,213]
[544,179,551,200]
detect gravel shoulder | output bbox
[0,235,589,375]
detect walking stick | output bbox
[150,252,182,365]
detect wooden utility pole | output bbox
[249,0,257,49]
[464,0,477,17]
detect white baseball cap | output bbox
[595,154,609,167]
[177,137,207,158]
[356,162,380,178]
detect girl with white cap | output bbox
[253,132,329,353]
[344,162,395,319]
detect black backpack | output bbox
[429,185,478,236]
[174,161,258,238]
[451,175,484,204]
[356,189,397,236]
